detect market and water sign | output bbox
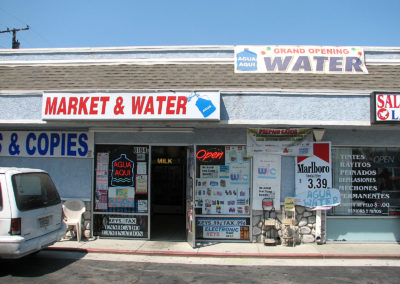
[235,46,368,74]
[42,91,220,121]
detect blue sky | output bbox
[0,0,399,49]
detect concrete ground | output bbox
[48,238,400,259]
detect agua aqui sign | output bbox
[235,45,368,74]
[42,91,220,121]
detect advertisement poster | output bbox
[200,165,219,178]
[252,154,282,210]
[108,187,135,209]
[94,214,148,238]
[247,128,313,156]
[295,143,336,209]
[95,152,109,211]
[137,200,148,213]
[135,175,148,194]
[196,218,250,240]
[234,46,368,74]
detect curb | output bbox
[46,246,400,260]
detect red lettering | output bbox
[68,97,78,115]
[89,97,99,115]
[377,95,385,108]
[79,97,89,115]
[385,95,393,108]
[113,161,132,168]
[57,97,66,115]
[196,149,224,162]
[100,97,110,114]
[144,97,154,114]
[176,96,187,115]
[45,97,57,115]
[156,96,166,114]
[114,169,131,177]
[166,96,176,115]
[132,96,146,114]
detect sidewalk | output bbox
[48,238,400,259]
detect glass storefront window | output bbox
[93,145,149,238]
[195,145,251,216]
[329,147,400,216]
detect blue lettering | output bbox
[292,56,312,71]
[67,133,77,156]
[78,133,88,156]
[345,57,363,72]
[329,57,342,72]
[264,56,292,71]
[26,133,36,155]
[61,133,66,156]
[38,133,49,155]
[314,56,328,71]
[50,133,60,156]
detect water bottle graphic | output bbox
[236,48,257,72]
[111,154,135,187]
[187,92,216,118]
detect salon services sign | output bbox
[42,92,220,120]
[235,45,368,74]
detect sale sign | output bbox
[42,91,220,121]
[373,92,400,122]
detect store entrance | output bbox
[151,146,187,240]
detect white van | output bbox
[0,167,66,259]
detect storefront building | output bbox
[1,45,400,245]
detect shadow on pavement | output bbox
[0,250,86,277]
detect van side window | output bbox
[12,173,61,211]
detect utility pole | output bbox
[0,25,30,49]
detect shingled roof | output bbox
[0,48,399,92]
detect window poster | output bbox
[252,153,281,210]
[195,145,250,215]
[93,145,149,214]
[295,142,340,210]
[330,147,400,216]
[93,214,148,238]
[196,217,250,240]
[135,175,148,194]
[95,152,109,211]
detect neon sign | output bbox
[196,149,224,162]
[111,154,134,186]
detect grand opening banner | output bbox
[235,46,368,74]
